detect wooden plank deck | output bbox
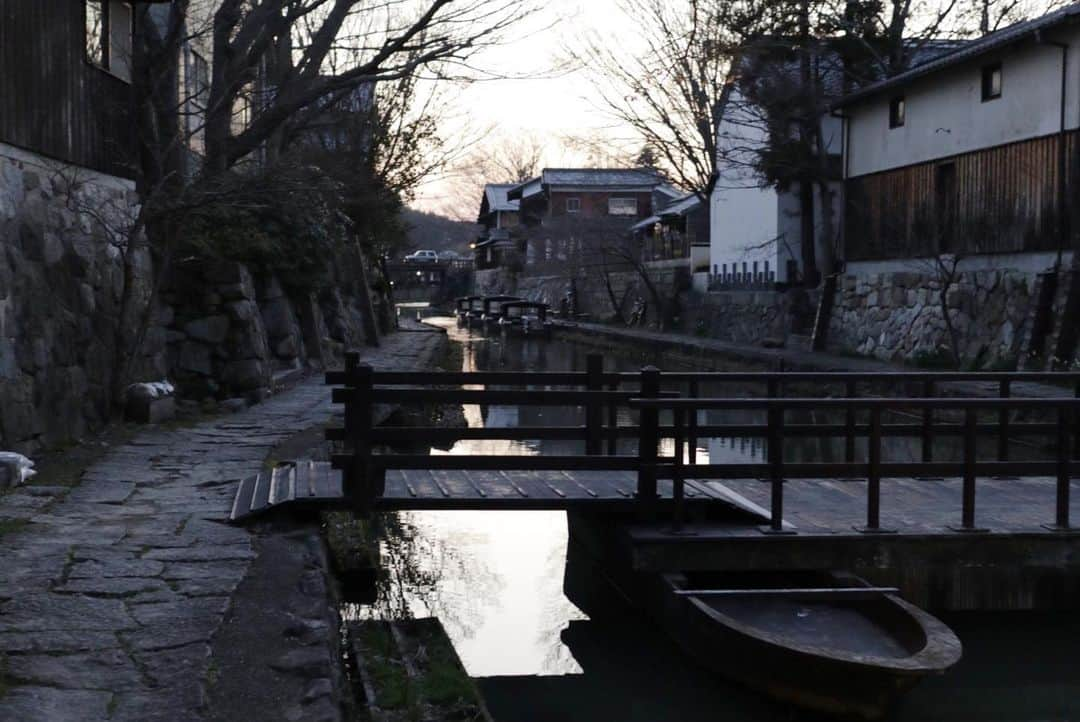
[676,476,1080,536]
[229,463,738,521]
[619,477,1080,583]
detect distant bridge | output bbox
[384,260,472,304]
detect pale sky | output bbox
[412,0,645,216]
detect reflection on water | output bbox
[354,318,1080,721]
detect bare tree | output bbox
[76,0,538,403]
[440,130,546,220]
[568,0,744,197]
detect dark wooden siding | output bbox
[844,131,1080,260]
[0,0,133,177]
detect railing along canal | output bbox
[327,354,1080,534]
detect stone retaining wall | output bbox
[0,143,372,452]
[0,144,163,454]
[827,264,1043,366]
[683,287,816,345]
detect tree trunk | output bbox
[799,179,820,287]
[352,241,381,347]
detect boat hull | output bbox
[652,572,961,720]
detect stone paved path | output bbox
[0,329,445,722]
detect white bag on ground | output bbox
[0,452,36,487]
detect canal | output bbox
[352,317,1080,721]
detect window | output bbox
[889,96,905,128]
[86,1,133,82]
[982,63,1002,101]
[608,197,638,216]
[86,1,104,67]
[185,50,210,154]
[566,197,581,214]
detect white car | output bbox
[405,250,439,263]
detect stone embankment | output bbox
[0,143,377,455]
[0,325,446,722]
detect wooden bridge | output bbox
[231,355,1080,539]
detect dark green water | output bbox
[360,318,1080,721]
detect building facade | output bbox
[506,168,679,270]
[474,183,521,270]
[709,65,843,289]
[830,5,1080,366]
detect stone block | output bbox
[260,275,286,300]
[223,359,268,391]
[225,299,256,322]
[183,315,229,345]
[125,395,175,424]
[178,342,213,376]
[261,297,296,339]
[274,334,299,359]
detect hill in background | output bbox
[402,208,477,258]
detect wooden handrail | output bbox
[327,353,1078,531]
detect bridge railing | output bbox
[326,353,1080,532]
[633,395,1080,534]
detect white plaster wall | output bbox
[847,29,1080,177]
[711,87,843,283]
[711,183,780,281]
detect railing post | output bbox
[671,407,686,533]
[636,366,661,517]
[1074,382,1079,465]
[606,381,619,456]
[845,379,857,464]
[997,379,1011,464]
[921,379,935,464]
[952,407,987,532]
[1046,405,1073,531]
[857,406,894,533]
[688,379,699,465]
[346,361,375,514]
[762,394,793,534]
[585,354,603,456]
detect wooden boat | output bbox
[479,295,520,333]
[464,296,486,328]
[497,301,552,339]
[454,296,480,327]
[655,570,962,720]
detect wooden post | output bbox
[921,379,935,464]
[764,398,791,534]
[348,363,375,514]
[1047,406,1072,531]
[636,366,661,515]
[997,379,1011,463]
[1074,382,1079,464]
[607,381,618,456]
[671,407,686,533]
[585,354,603,456]
[857,407,894,533]
[952,408,987,532]
[845,379,857,464]
[688,378,699,465]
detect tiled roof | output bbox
[835,4,1080,108]
[482,184,520,214]
[540,167,666,187]
[631,193,702,232]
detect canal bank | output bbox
[355,318,1080,721]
